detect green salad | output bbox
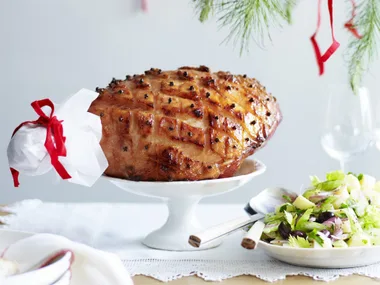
[262,171,380,248]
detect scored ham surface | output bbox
[88,66,282,181]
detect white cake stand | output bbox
[105,158,266,251]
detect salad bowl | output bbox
[257,170,380,268]
[259,241,380,268]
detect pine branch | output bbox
[195,0,214,22]
[347,0,380,93]
[285,0,298,24]
[193,0,297,54]
[220,0,286,54]
[192,0,380,96]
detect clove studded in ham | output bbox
[89,66,282,181]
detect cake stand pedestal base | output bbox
[105,158,266,251]
[143,197,221,251]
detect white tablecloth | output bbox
[2,200,380,282]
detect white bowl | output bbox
[259,241,380,268]
[0,229,72,285]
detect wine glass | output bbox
[320,84,373,172]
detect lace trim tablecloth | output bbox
[1,200,380,282]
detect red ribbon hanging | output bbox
[141,0,148,12]
[345,0,362,39]
[10,99,71,187]
[310,0,340,76]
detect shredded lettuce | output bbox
[326,170,345,181]
[295,209,313,230]
[264,212,284,224]
[361,205,380,230]
[301,222,327,231]
[345,174,361,192]
[284,211,293,228]
[262,170,380,248]
[293,210,327,231]
[263,223,281,239]
[303,188,320,199]
[288,236,311,248]
[320,196,337,211]
[340,198,356,209]
[367,228,380,245]
[360,175,376,190]
[342,220,352,233]
[276,204,287,214]
[371,236,380,246]
[282,195,293,203]
[333,240,348,248]
[263,223,280,234]
[316,180,344,191]
[332,186,350,208]
[310,175,321,186]
[348,172,364,181]
[347,232,371,247]
[343,208,362,234]
[374,181,380,192]
[284,211,293,224]
[308,229,324,246]
[276,203,296,214]
[354,196,369,217]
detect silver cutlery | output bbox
[189,187,297,248]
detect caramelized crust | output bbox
[89,66,282,181]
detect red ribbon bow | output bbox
[10,99,71,187]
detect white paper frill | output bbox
[7,88,108,187]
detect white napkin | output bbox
[2,233,133,285]
[7,88,108,187]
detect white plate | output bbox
[0,229,71,285]
[259,241,380,268]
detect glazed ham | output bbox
[89,66,281,181]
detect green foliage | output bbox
[193,0,380,93]
[288,235,311,248]
[326,170,345,181]
[284,0,298,24]
[348,0,380,93]
[195,0,214,22]
[193,0,293,54]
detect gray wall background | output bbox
[0,0,379,204]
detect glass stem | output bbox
[340,160,345,173]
